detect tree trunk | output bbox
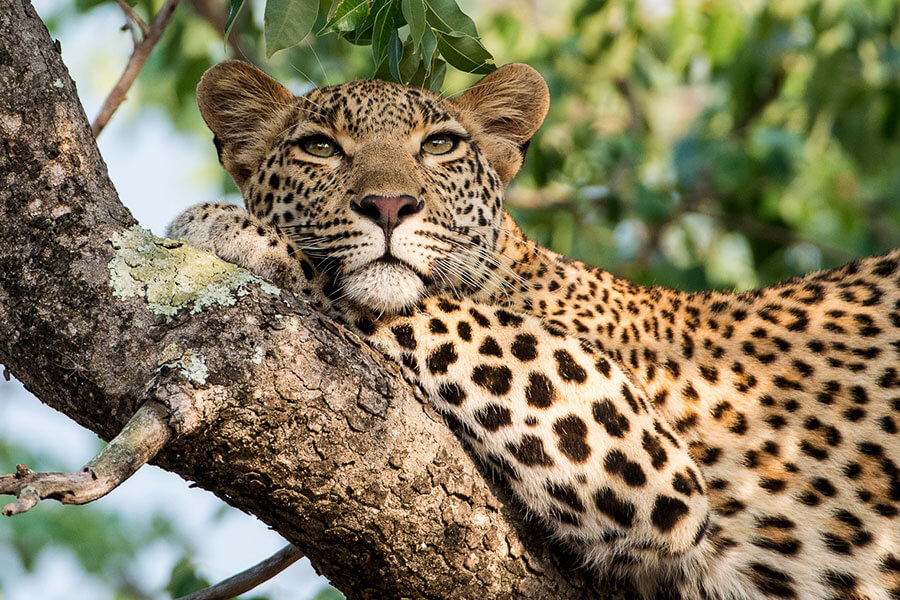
[0,2,626,598]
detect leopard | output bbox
[168,59,900,600]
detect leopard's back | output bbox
[172,59,900,600]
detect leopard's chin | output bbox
[341,260,426,313]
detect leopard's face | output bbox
[197,61,549,313]
[243,80,506,313]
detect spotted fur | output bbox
[169,60,900,599]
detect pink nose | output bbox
[352,195,422,237]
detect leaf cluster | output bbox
[228,0,495,90]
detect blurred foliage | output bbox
[504,0,900,290]
[0,439,160,599]
[9,0,900,598]
[63,0,895,291]
[311,588,346,600]
[163,556,271,599]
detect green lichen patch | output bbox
[108,225,280,316]
[158,343,209,385]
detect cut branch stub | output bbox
[0,401,172,516]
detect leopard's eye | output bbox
[302,135,340,158]
[422,134,459,155]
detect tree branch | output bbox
[1,401,171,515]
[176,544,304,600]
[116,0,150,40]
[91,0,180,137]
[0,1,616,598]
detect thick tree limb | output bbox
[176,543,304,600]
[0,401,171,515]
[91,0,180,137]
[0,1,619,598]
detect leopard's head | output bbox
[197,60,548,313]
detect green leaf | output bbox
[322,0,370,33]
[224,0,246,41]
[423,0,479,37]
[421,0,494,74]
[424,58,446,92]
[313,0,336,32]
[399,44,423,84]
[420,25,437,72]
[388,29,403,81]
[264,0,319,58]
[402,0,426,51]
[373,54,392,81]
[376,39,425,86]
[166,556,211,598]
[371,2,394,67]
[312,587,347,600]
[338,0,383,46]
[435,31,494,74]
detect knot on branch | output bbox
[150,379,226,437]
[150,342,227,437]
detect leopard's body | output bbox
[168,60,900,600]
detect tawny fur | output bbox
[169,60,900,600]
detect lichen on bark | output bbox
[158,343,209,385]
[108,225,281,316]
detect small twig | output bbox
[175,544,304,600]
[0,401,171,515]
[116,0,150,39]
[91,0,181,137]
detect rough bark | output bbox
[0,2,622,598]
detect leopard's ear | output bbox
[454,63,549,185]
[197,60,296,191]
